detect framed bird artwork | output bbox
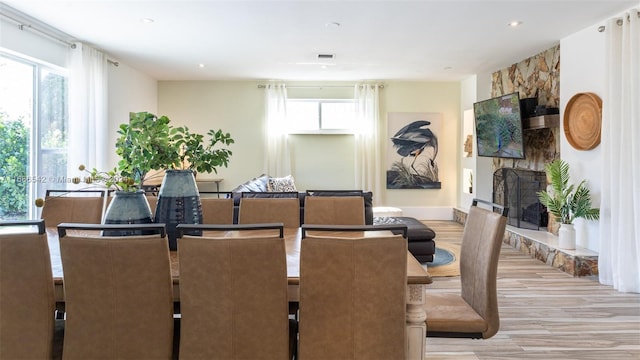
[387,112,442,189]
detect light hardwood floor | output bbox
[423,221,640,360]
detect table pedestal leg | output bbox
[406,284,426,360]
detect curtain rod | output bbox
[597,10,639,32]
[0,11,76,48]
[257,84,384,89]
[1,11,119,66]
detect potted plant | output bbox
[144,118,234,250]
[537,159,600,249]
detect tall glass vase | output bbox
[154,169,203,250]
[103,190,154,236]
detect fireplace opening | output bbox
[493,168,548,230]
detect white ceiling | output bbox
[2,1,638,81]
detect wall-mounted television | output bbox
[473,92,525,159]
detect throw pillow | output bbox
[267,175,297,192]
[230,174,269,192]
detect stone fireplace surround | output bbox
[460,44,598,277]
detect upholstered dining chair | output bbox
[200,197,234,224]
[41,189,106,227]
[238,197,300,228]
[0,220,62,360]
[298,225,408,360]
[424,198,508,339]
[303,196,365,225]
[57,223,174,360]
[176,223,295,360]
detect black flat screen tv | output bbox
[473,92,525,159]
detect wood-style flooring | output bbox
[423,221,640,360]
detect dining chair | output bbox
[424,198,508,339]
[0,220,62,360]
[41,189,106,227]
[238,197,300,228]
[57,223,174,360]
[200,197,234,224]
[303,195,365,225]
[298,225,408,360]
[176,223,295,360]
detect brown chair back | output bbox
[177,224,290,359]
[239,197,300,228]
[41,190,105,227]
[459,201,508,338]
[0,220,56,359]
[303,196,365,225]
[299,232,407,359]
[200,198,234,224]
[58,225,173,359]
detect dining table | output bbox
[47,226,432,360]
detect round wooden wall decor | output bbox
[564,92,602,150]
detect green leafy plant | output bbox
[171,126,234,174]
[115,112,180,187]
[76,165,136,192]
[537,159,600,225]
[70,111,236,195]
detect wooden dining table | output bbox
[47,226,432,360]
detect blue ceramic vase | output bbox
[154,169,203,250]
[103,190,154,236]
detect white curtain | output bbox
[354,83,381,205]
[599,9,640,293]
[68,43,109,178]
[264,83,291,176]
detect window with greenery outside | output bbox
[0,113,28,219]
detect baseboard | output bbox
[397,207,453,220]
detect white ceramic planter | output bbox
[558,223,576,250]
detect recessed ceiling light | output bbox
[508,20,522,27]
[141,17,154,23]
[198,64,205,68]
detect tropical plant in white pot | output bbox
[537,159,600,249]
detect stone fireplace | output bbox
[493,168,548,230]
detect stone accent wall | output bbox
[490,44,561,172]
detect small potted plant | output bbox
[537,159,600,249]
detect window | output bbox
[286,99,356,133]
[0,52,68,220]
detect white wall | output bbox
[459,75,477,210]
[106,63,158,168]
[157,80,460,219]
[560,24,607,251]
[158,81,265,191]
[474,71,494,206]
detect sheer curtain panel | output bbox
[354,83,381,205]
[599,9,640,293]
[68,43,109,177]
[264,83,291,177]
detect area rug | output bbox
[423,242,460,277]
